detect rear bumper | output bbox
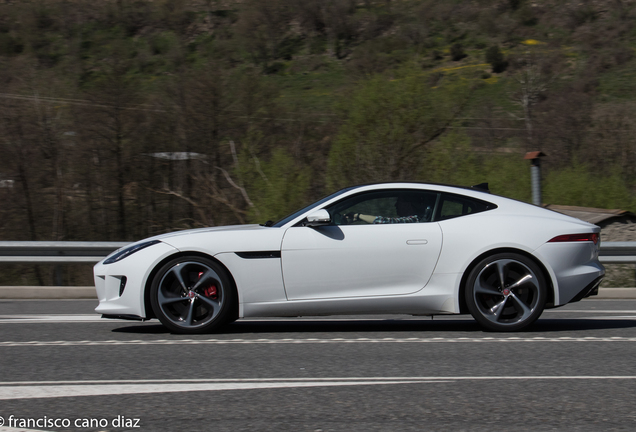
[569,275,604,303]
[534,240,605,305]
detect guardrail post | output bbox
[524,151,547,207]
[55,265,63,286]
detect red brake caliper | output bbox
[198,272,218,299]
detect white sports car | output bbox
[94,182,605,332]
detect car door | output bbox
[280,189,443,300]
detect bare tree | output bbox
[510,53,556,149]
[77,66,147,240]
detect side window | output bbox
[435,193,495,221]
[326,189,440,225]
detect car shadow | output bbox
[314,225,345,240]
[111,316,636,335]
[527,318,636,333]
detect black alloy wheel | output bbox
[150,256,236,334]
[466,253,547,332]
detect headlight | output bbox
[103,240,161,264]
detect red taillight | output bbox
[549,233,599,245]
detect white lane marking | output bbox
[543,310,636,313]
[0,310,635,324]
[0,428,51,432]
[0,315,112,323]
[0,315,102,319]
[1,376,635,386]
[0,380,438,400]
[0,376,635,400]
[2,336,636,347]
[0,316,443,323]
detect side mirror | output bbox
[305,209,331,227]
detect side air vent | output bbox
[235,251,281,259]
[119,276,128,297]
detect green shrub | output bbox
[485,45,508,73]
[544,164,636,211]
[326,69,472,189]
[424,133,531,202]
[244,148,311,223]
[450,43,467,61]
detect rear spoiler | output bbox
[470,183,490,193]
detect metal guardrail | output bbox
[598,242,636,264]
[0,240,634,264]
[0,241,130,263]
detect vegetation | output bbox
[1,0,636,284]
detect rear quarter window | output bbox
[435,193,497,221]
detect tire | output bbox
[150,256,236,334]
[465,253,547,332]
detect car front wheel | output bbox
[150,256,236,334]
[465,253,547,332]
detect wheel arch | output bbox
[457,247,555,314]
[143,251,239,320]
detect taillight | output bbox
[549,233,599,245]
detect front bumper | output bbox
[93,241,179,318]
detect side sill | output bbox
[102,314,147,321]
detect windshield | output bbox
[271,186,358,227]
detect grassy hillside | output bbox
[1,0,636,244]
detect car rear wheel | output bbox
[466,253,546,332]
[150,256,236,334]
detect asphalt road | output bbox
[0,299,636,432]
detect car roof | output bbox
[335,182,495,202]
[342,181,491,194]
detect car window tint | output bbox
[435,193,495,221]
[273,186,358,227]
[326,189,439,225]
[347,197,398,218]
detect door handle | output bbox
[406,239,428,245]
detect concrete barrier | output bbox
[0,286,97,299]
[595,288,636,299]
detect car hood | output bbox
[144,224,285,256]
[148,224,268,242]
